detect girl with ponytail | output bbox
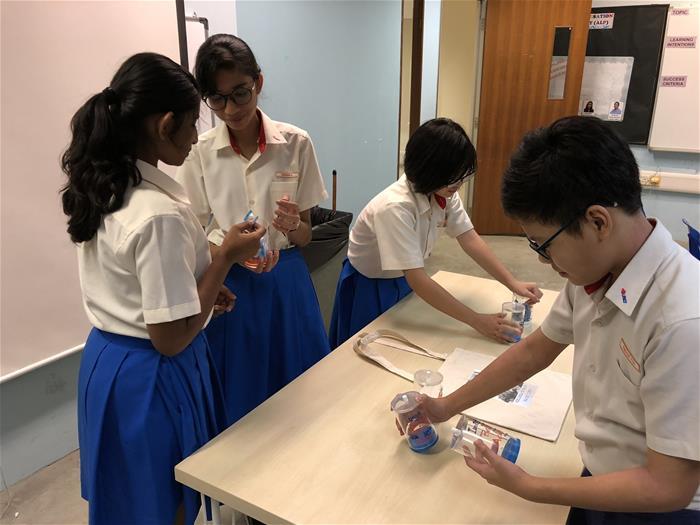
[61,52,265,525]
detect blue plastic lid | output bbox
[502,437,521,463]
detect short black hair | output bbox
[194,34,261,96]
[501,116,641,234]
[404,118,476,194]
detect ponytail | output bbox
[61,88,140,242]
[60,52,200,243]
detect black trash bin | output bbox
[299,206,353,330]
[300,206,353,272]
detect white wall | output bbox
[0,0,180,485]
[185,0,237,37]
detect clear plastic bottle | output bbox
[390,391,439,452]
[449,414,521,463]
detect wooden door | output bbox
[472,0,591,234]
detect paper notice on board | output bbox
[579,56,634,122]
[667,36,697,48]
[590,12,614,29]
[661,75,688,87]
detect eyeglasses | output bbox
[449,168,477,188]
[204,83,256,111]
[526,215,579,260]
[526,202,618,260]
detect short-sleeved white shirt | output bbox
[348,174,474,279]
[541,219,700,509]
[175,110,328,251]
[77,160,212,339]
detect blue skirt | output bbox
[78,329,227,525]
[204,247,330,425]
[329,259,413,349]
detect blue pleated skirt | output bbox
[329,259,413,349]
[78,328,227,525]
[204,247,330,425]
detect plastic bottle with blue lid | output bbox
[449,414,521,463]
[390,391,439,452]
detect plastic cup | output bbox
[413,369,443,398]
[501,302,525,342]
[512,293,533,324]
[390,391,439,452]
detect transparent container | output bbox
[241,211,268,270]
[449,414,521,463]
[512,293,533,325]
[390,391,439,452]
[242,232,268,270]
[413,369,443,398]
[501,301,525,342]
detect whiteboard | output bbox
[0,1,180,380]
[648,3,700,152]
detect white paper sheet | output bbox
[578,56,634,122]
[439,348,573,441]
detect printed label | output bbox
[667,36,697,48]
[590,12,615,30]
[661,75,688,87]
[671,8,690,15]
[469,370,537,407]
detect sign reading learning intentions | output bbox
[590,12,614,30]
[667,36,697,48]
[661,75,688,87]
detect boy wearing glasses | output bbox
[176,34,330,425]
[417,116,699,523]
[329,118,541,348]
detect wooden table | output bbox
[176,272,583,524]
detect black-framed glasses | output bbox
[449,168,477,188]
[526,215,579,260]
[203,83,256,111]
[526,202,618,260]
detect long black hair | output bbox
[194,33,261,96]
[404,118,477,195]
[60,52,200,243]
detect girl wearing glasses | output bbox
[329,118,542,348]
[176,34,330,425]
[61,53,264,525]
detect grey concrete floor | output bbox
[0,235,564,525]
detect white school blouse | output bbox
[348,174,474,279]
[541,219,700,509]
[77,160,212,339]
[176,110,328,251]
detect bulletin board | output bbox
[648,4,700,152]
[581,4,669,144]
